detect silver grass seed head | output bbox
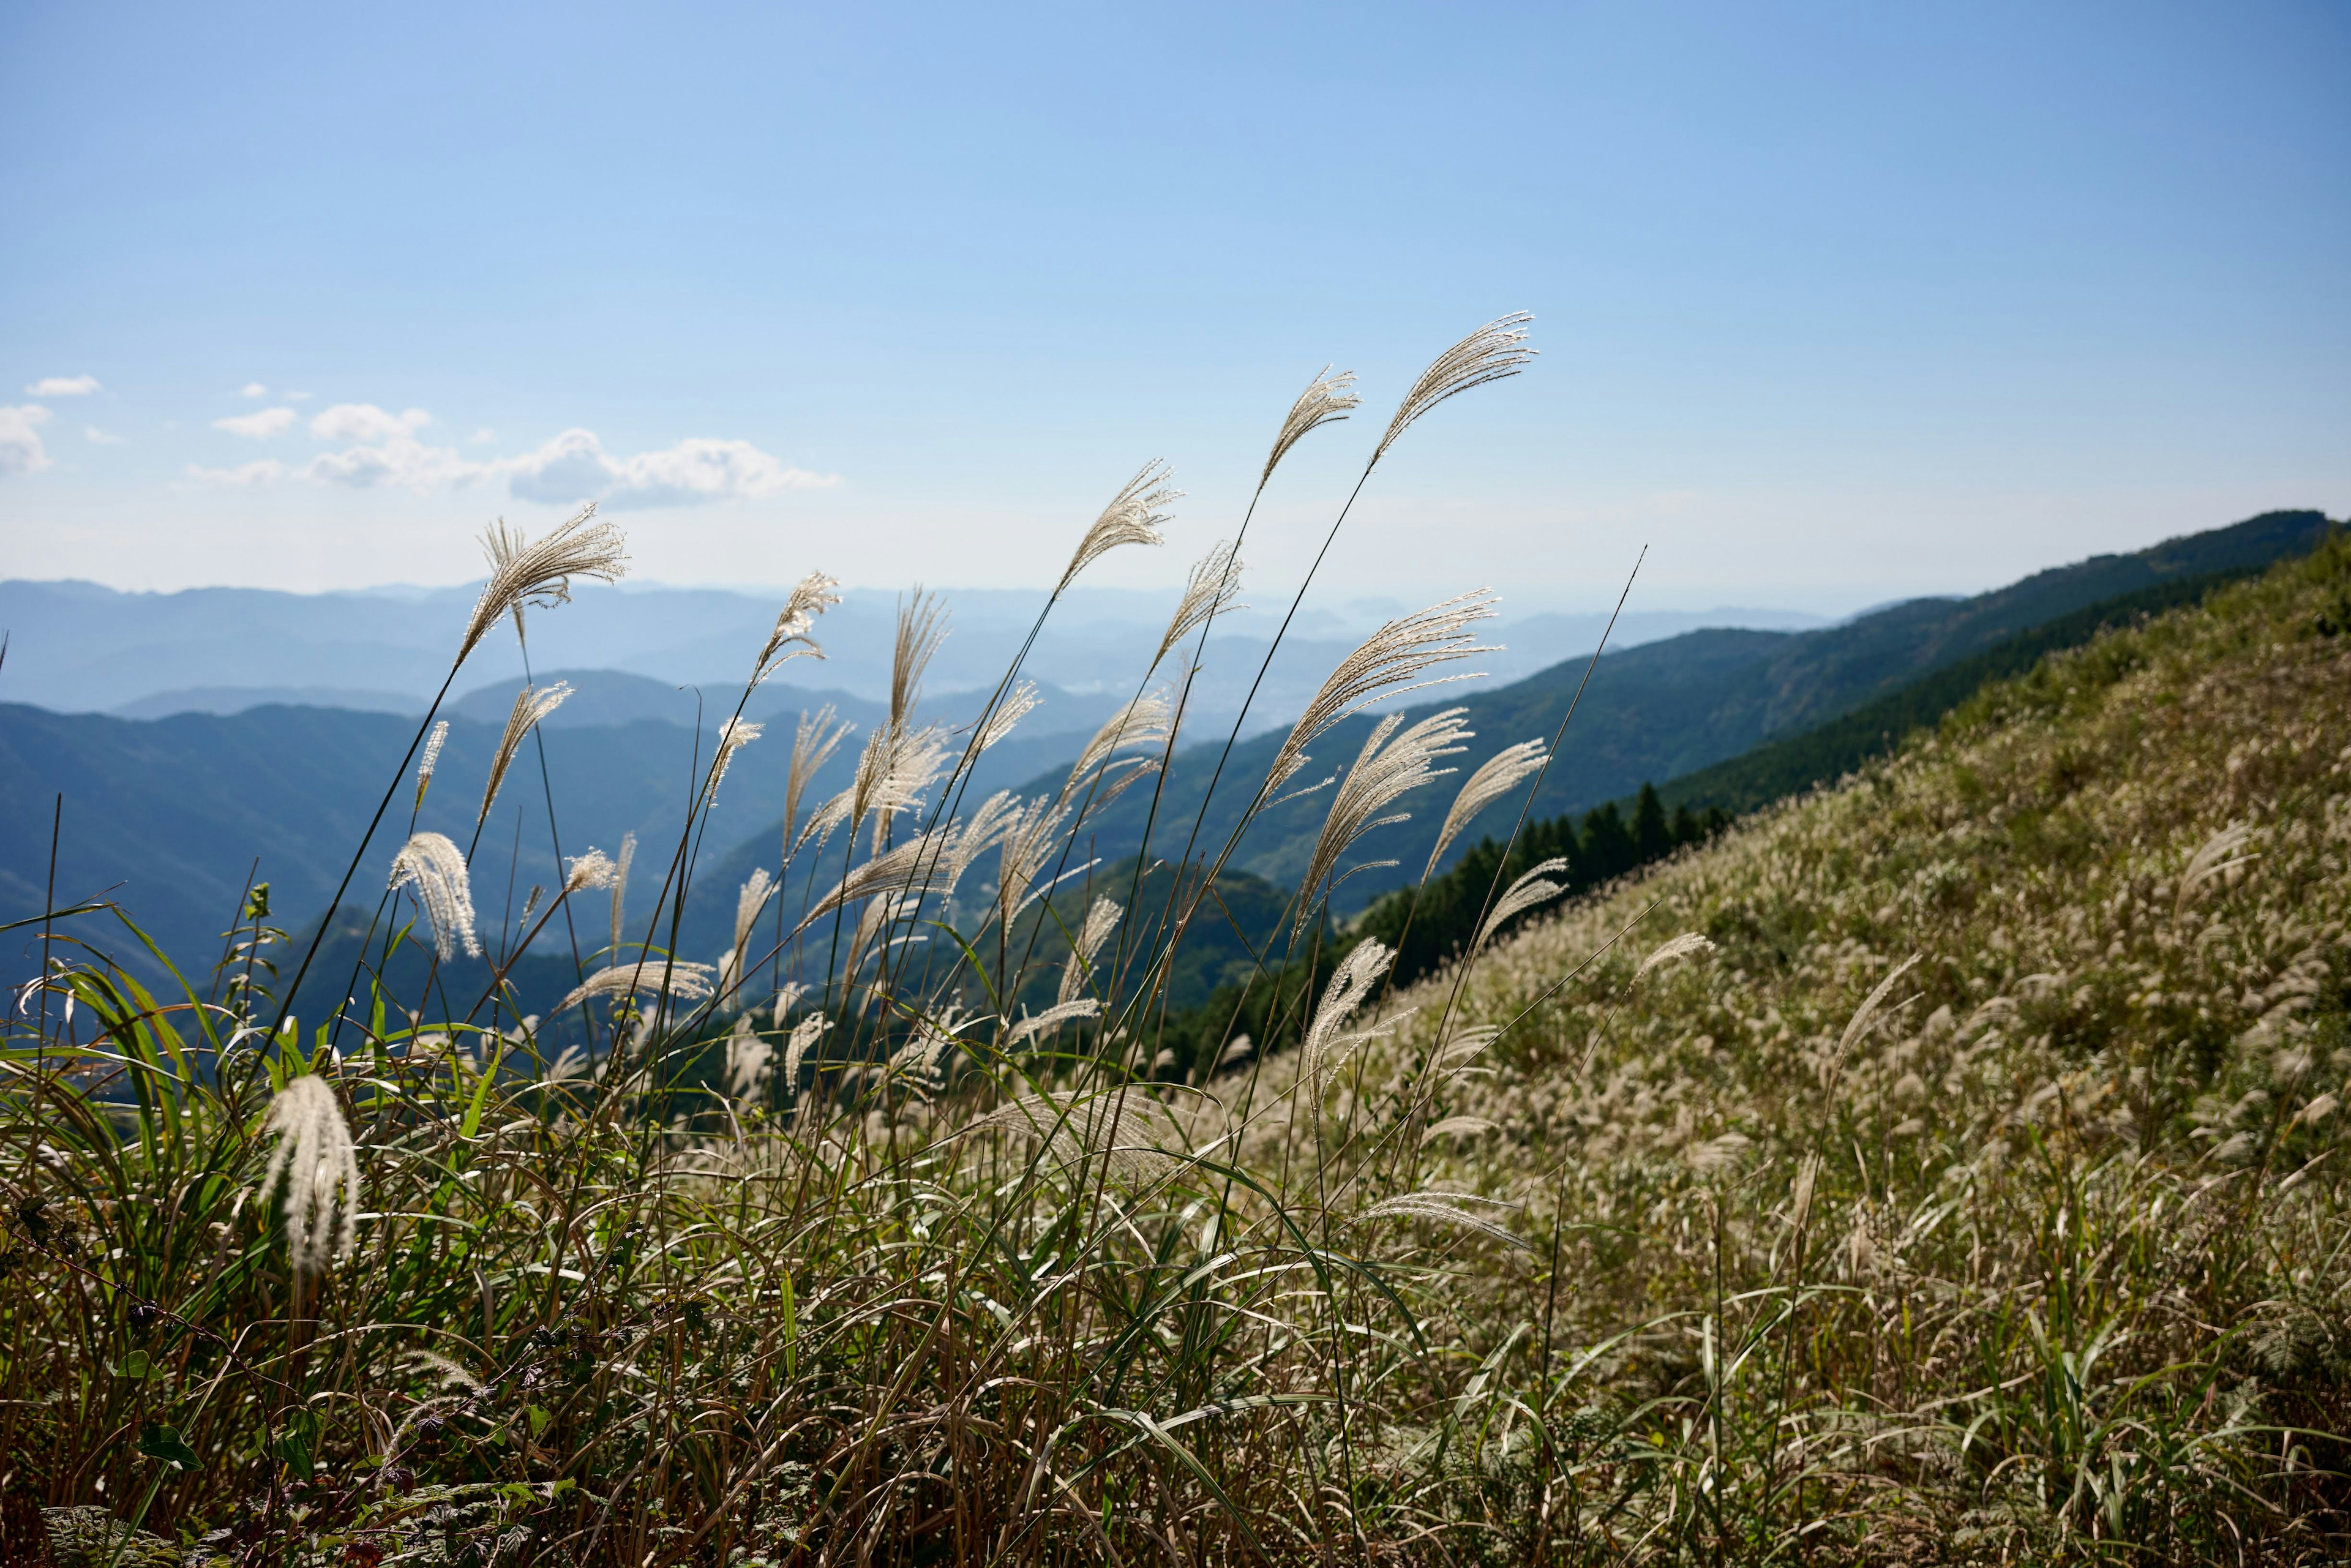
[414,720,450,810]
[1425,737,1547,878]
[1009,996,1102,1045]
[555,959,716,1016]
[1062,689,1174,806]
[889,589,949,733]
[259,1075,362,1274]
[1057,460,1180,593]
[752,570,842,687]
[971,680,1041,753]
[784,706,853,853]
[1355,1190,1531,1252]
[781,1013,827,1094]
[461,506,628,665]
[1153,541,1245,670]
[1295,708,1471,934]
[1374,313,1535,465]
[1057,896,1124,1006]
[724,1015,773,1105]
[609,831,636,957]
[1472,857,1573,955]
[1265,590,1499,800]
[386,831,482,962]
[479,682,572,827]
[1262,367,1360,486]
[1302,939,1393,1088]
[1634,931,1715,981]
[703,718,763,803]
[563,847,617,895]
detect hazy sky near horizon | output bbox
[2,1,2345,616]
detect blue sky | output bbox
[2,1,2345,613]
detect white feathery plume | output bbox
[460,505,628,664]
[1264,591,1499,797]
[1436,1024,1501,1072]
[609,831,635,958]
[945,790,1025,892]
[1373,313,1535,465]
[1355,1190,1531,1251]
[556,959,716,1015]
[889,1007,975,1094]
[845,891,922,978]
[1007,997,1101,1046]
[1685,1131,1753,1176]
[724,1015,773,1105]
[1060,689,1174,807]
[1294,709,1472,932]
[1057,897,1124,1006]
[995,795,1074,926]
[563,846,617,895]
[478,681,572,826]
[797,827,959,938]
[1825,953,1924,1093]
[770,981,809,1024]
[1153,541,1245,670]
[1302,939,1394,1089]
[1424,738,1546,878]
[751,571,842,688]
[1262,367,1360,486]
[1790,1152,1822,1239]
[543,1044,592,1084]
[414,720,450,810]
[716,869,777,1002]
[1057,460,1180,593]
[2174,820,2259,923]
[781,1013,827,1095]
[970,680,1042,754]
[259,1076,362,1272]
[1217,1033,1255,1070]
[703,717,763,803]
[782,707,853,856]
[972,1086,1182,1184]
[1634,931,1715,981]
[386,831,482,962]
[1471,857,1573,957]
[889,589,948,732]
[1420,1116,1498,1146]
[849,722,952,849]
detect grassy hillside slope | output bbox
[1170,531,2351,1559]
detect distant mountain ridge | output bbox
[970,508,2336,910]
[1,573,1824,735]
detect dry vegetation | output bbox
[4,333,2347,1564]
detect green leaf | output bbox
[273,1409,320,1480]
[138,1422,201,1471]
[527,1405,551,1438]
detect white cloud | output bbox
[214,406,300,439]
[310,403,432,443]
[469,427,497,443]
[0,405,53,474]
[26,374,100,397]
[84,426,125,445]
[187,459,291,486]
[239,382,268,399]
[505,427,841,510]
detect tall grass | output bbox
[4,344,2348,1564]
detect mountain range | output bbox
[1,509,2329,1001]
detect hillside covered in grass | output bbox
[1169,528,2351,1560]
